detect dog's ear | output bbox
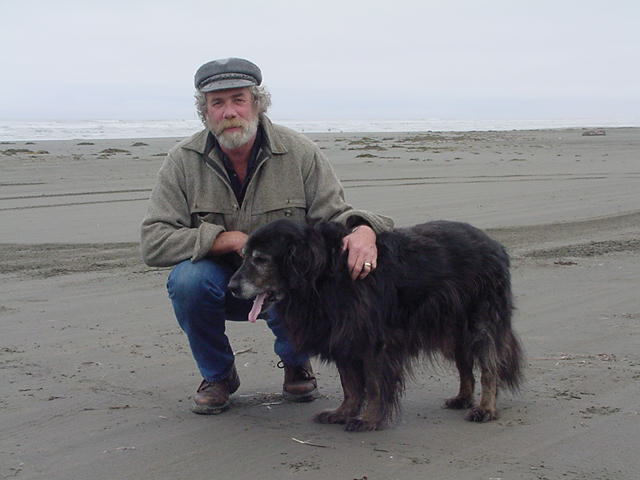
[315,222,350,274]
[316,222,349,243]
[282,227,327,287]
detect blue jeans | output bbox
[167,258,308,382]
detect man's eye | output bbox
[253,256,267,264]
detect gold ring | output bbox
[364,262,372,268]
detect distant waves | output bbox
[1,118,637,141]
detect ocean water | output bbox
[0,118,637,141]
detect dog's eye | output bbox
[253,256,268,265]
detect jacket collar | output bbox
[181,114,287,155]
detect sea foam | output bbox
[1,118,637,141]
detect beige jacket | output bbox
[140,115,394,267]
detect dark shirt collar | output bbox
[204,125,264,205]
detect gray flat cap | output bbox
[194,57,262,93]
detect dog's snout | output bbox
[228,277,241,297]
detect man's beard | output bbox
[210,115,259,150]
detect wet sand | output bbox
[1,128,639,479]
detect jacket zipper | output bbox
[202,152,241,226]
[238,147,270,228]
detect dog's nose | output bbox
[228,279,240,297]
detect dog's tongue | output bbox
[248,293,267,323]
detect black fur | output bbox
[229,219,524,431]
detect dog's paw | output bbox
[444,396,474,410]
[344,417,379,432]
[313,409,347,424]
[465,406,497,422]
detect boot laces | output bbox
[277,360,315,380]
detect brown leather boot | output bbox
[191,365,240,415]
[279,360,318,402]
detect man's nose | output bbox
[222,104,237,119]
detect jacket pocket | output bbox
[251,198,307,226]
[190,202,235,229]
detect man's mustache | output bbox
[216,119,247,134]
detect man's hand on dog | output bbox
[342,224,378,280]
[210,231,249,257]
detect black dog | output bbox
[229,219,523,432]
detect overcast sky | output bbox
[2,0,639,121]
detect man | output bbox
[140,58,393,414]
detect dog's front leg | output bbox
[314,360,364,425]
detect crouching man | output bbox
[140,57,393,414]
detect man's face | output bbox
[205,87,259,150]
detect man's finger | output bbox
[347,254,358,279]
[359,265,371,279]
[352,256,366,280]
[351,262,362,280]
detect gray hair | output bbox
[194,85,272,125]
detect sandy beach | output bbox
[1,128,639,479]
